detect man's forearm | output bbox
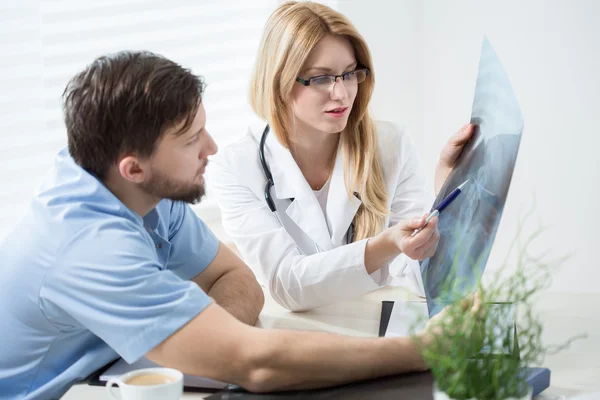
[241,329,427,392]
[207,268,264,325]
[149,302,428,394]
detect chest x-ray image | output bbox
[422,37,524,316]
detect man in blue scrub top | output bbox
[0,51,483,400]
[0,51,264,399]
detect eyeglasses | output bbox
[296,68,370,92]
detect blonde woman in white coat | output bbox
[209,1,474,311]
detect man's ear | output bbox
[117,155,146,184]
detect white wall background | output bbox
[340,0,600,293]
[339,1,426,152]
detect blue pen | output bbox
[410,180,469,237]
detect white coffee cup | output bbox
[106,367,184,400]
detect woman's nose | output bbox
[330,77,349,100]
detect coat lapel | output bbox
[261,128,333,252]
[326,143,362,246]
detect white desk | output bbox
[62,287,600,399]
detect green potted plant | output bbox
[412,212,584,400]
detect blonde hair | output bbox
[249,1,388,240]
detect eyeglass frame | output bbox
[295,67,370,88]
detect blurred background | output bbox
[1,0,598,294]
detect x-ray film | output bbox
[421,37,524,316]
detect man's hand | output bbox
[434,124,475,195]
[418,291,485,353]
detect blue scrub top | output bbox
[0,148,219,399]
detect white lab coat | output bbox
[208,121,433,311]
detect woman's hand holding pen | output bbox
[365,179,467,272]
[389,214,440,260]
[364,213,440,274]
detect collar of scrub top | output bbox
[259,124,355,244]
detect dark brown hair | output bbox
[62,51,206,179]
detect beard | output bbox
[140,167,205,204]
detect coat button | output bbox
[156,243,163,249]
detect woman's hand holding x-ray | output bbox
[434,124,476,196]
[390,214,440,260]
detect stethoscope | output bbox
[259,124,277,212]
[258,124,354,244]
